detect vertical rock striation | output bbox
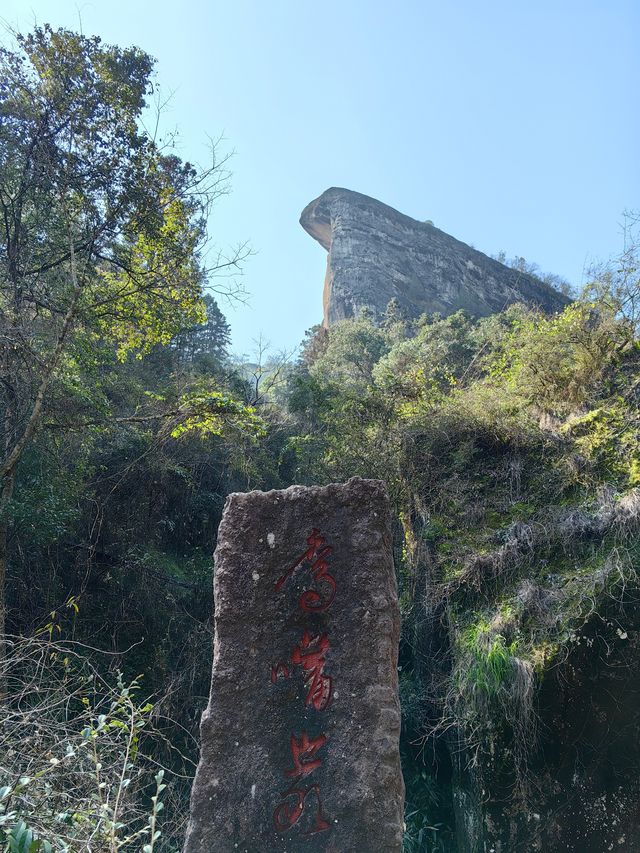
[300,187,571,326]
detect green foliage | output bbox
[5,442,87,544]
[172,295,232,367]
[482,302,628,412]
[0,638,180,853]
[2,23,639,852]
[96,182,207,361]
[4,822,53,853]
[561,403,640,486]
[0,21,247,506]
[457,621,518,702]
[374,310,477,408]
[285,284,640,841]
[307,314,390,388]
[403,764,447,853]
[168,388,263,440]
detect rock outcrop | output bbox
[300,188,570,326]
[183,478,404,853]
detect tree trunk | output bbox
[0,238,82,697]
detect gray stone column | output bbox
[183,478,404,853]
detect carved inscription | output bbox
[182,479,404,853]
[292,631,333,712]
[275,528,336,611]
[271,529,335,838]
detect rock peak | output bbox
[300,187,570,327]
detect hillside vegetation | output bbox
[1,24,638,853]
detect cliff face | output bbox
[300,187,570,326]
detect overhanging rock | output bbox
[300,187,571,326]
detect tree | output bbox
[172,294,232,367]
[583,209,640,334]
[0,26,247,659]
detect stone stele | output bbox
[183,477,404,853]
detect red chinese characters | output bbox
[271,630,333,711]
[285,732,327,779]
[291,631,333,712]
[273,733,331,834]
[274,528,336,612]
[273,787,330,835]
[271,529,336,838]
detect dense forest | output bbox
[1,25,639,853]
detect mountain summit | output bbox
[300,187,570,326]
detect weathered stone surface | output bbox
[300,187,571,327]
[183,477,404,853]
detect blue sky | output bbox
[2,1,638,356]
